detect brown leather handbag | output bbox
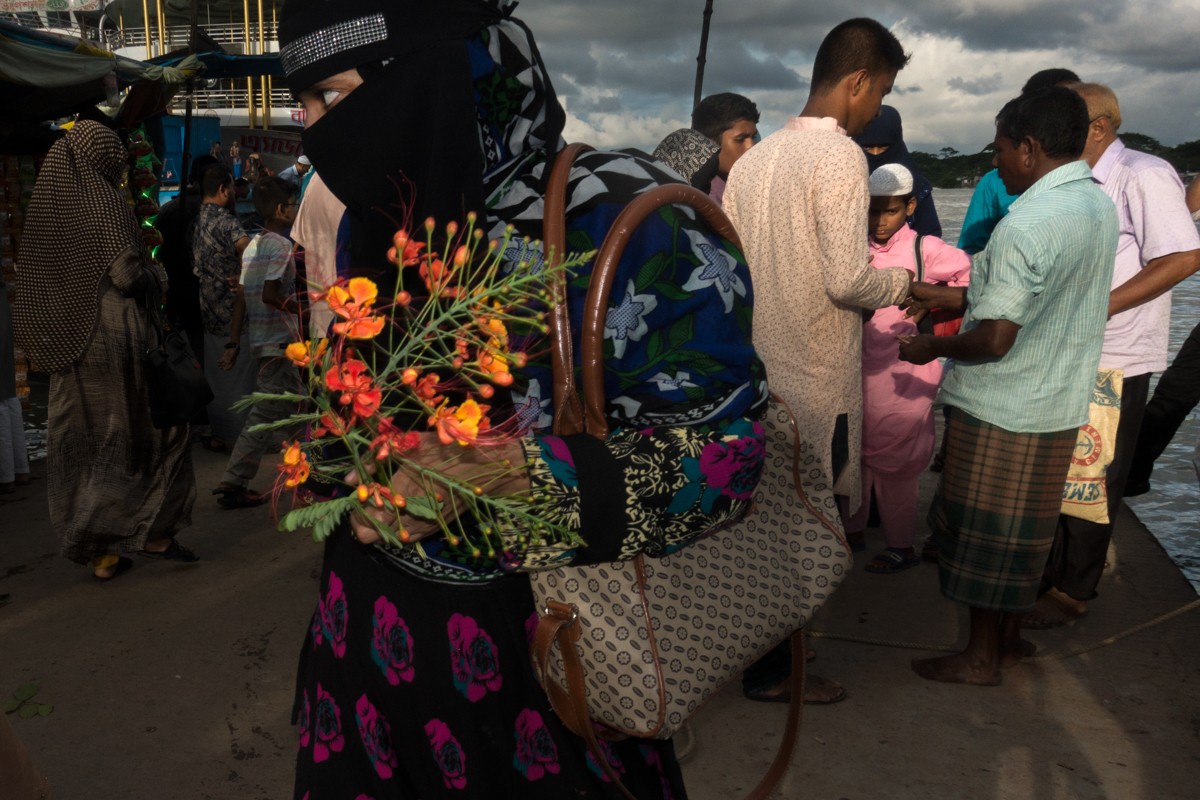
[530,145,853,799]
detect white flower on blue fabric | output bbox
[605,279,658,359]
[681,229,745,313]
[650,371,698,392]
[500,238,546,276]
[510,378,553,432]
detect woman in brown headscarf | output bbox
[14,120,198,579]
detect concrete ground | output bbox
[1,444,1198,800]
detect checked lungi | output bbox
[929,408,1077,612]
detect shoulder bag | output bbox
[530,144,853,799]
[142,268,213,429]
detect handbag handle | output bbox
[543,143,593,436]
[543,145,743,439]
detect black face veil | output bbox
[279,0,505,283]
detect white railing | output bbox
[169,86,296,112]
[117,21,278,53]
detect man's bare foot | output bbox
[1023,589,1088,629]
[1000,638,1037,667]
[912,653,1002,686]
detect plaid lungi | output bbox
[929,408,1077,612]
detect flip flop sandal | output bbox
[212,485,268,509]
[865,548,921,574]
[140,540,200,562]
[93,556,134,581]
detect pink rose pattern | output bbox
[698,421,766,500]
[319,571,349,658]
[585,728,626,783]
[424,718,468,790]
[312,683,345,763]
[513,709,560,781]
[447,613,502,702]
[296,583,679,794]
[370,596,415,685]
[355,694,399,780]
[296,689,311,750]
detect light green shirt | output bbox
[938,160,1117,433]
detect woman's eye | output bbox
[321,89,341,106]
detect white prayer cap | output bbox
[298,155,311,166]
[868,163,913,197]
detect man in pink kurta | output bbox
[724,17,913,706]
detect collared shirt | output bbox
[1091,138,1200,375]
[192,203,247,335]
[240,231,296,356]
[956,168,1017,255]
[939,160,1118,433]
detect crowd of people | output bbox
[5,0,1200,797]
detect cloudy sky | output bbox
[517,0,1200,155]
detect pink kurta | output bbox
[861,224,970,477]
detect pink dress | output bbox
[850,223,970,547]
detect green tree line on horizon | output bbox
[913,133,1200,188]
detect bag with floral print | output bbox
[529,145,853,798]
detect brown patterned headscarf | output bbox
[15,120,139,373]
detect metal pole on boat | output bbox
[693,0,715,112]
[140,0,151,59]
[258,0,270,130]
[155,0,166,55]
[244,0,256,128]
[176,0,199,254]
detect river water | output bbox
[935,187,1200,591]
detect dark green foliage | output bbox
[912,132,1198,189]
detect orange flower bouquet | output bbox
[245,214,592,557]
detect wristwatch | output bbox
[224,342,240,350]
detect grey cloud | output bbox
[947,73,1003,96]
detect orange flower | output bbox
[478,339,513,386]
[371,417,421,460]
[313,411,352,438]
[285,338,329,368]
[325,358,382,419]
[356,481,395,509]
[279,441,311,487]
[388,231,425,267]
[413,372,444,408]
[429,399,490,447]
[326,278,386,340]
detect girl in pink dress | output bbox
[851,164,970,572]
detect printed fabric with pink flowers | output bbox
[293,550,687,799]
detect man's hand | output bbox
[901,282,967,316]
[897,334,938,365]
[217,345,239,370]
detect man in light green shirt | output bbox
[898,87,1117,686]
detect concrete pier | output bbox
[1,446,1197,799]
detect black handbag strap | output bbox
[913,234,925,282]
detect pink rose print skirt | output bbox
[292,527,686,799]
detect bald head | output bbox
[1068,82,1121,167]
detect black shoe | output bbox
[140,540,200,562]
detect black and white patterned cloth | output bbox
[15,121,141,373]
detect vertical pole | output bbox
[258,0,270,129]
[693,0,715,113]
[244,0,256,127]
[140,0,151,59]
[155,0,166,54]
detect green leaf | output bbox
[278,496,356,536]
[17,704,38,719]
[654,282,691,301]
[14,684,37,702]
[245,414,322,435]
[310,503,350,542]
[667,317,694,350]
[3,698,20,713]
[37,704,53,716]
[643,330,664,365]
[403,496,442,521]
[231,392,310,412]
